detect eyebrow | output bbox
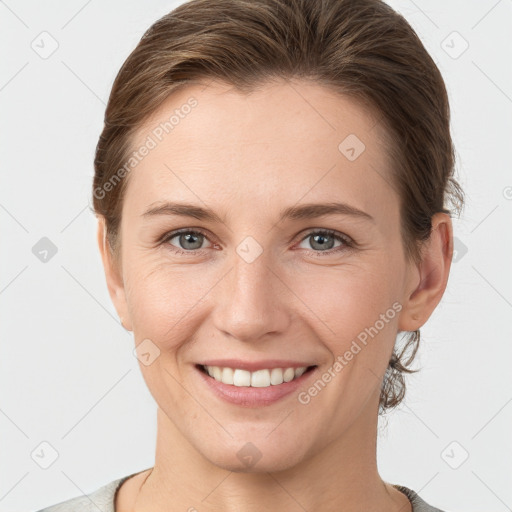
[142,201,375,224]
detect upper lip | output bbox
[197,359,317,372]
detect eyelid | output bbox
[297,227,353,245]
[160,227,355,254]
[293,228,354,254]
[160,227,214,249]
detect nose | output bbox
[212,247,292,343]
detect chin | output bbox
[198,436,309,474]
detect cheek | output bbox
[291,261,399,335]
[292,262,401,386]
[123,256,215,342]
[123,246,402,360]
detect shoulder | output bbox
[394,484,449,512]
[33,474,131,512]
[34,477,447,512]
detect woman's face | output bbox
[100,79,436,472]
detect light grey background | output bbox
[1,1,511,511]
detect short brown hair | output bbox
[92,0,465,414]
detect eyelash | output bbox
[159,228,354,257]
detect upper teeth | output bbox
[204,365,308,387]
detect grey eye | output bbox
[167,231,210,251]
[309,233,336,250]
[298,231,345,252]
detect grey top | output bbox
[34,471,447,512]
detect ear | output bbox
[398,212,453,332]
[96,216,133,332]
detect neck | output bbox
[133,391,411,512]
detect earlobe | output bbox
[398,212,453,332]
[96,217,133,332]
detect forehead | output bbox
[135,78,383,153]
[125,79,396,223]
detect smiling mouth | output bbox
[196,364,317,388]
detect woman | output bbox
[36,0,464,510]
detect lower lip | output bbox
[194,365,318,407]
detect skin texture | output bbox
[98,79,453,511]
